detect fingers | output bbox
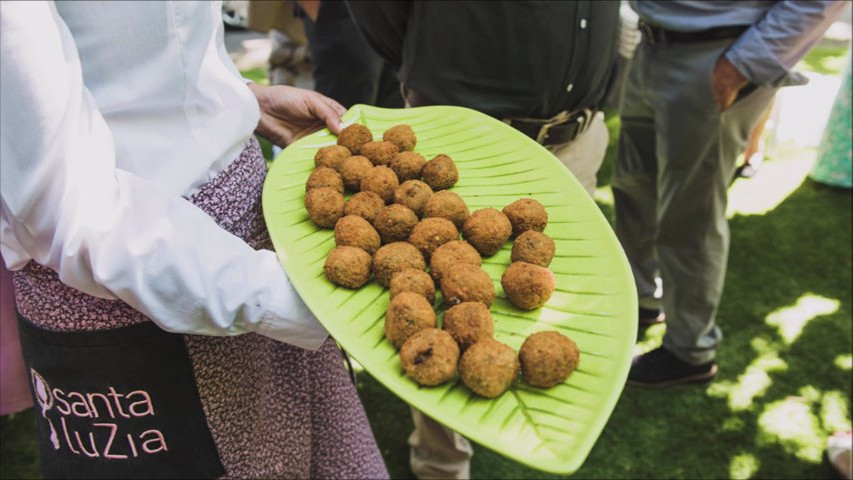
[305,92,346,134]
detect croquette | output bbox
[390,268,436,305]
[459,339,519,398]
[501,262,556,310]
[384,292,437,349]
[314,145,351,172]
[442,302,494,352]
[393,180,433,217]
[429,240,482,284]
[390,151,426,181]
[373,242,426,287]
[400,328,459,386]
[441,264,495,307]
[421,154,459,190]
[519,331,580,388]
[337,124,373,154]
[323,246,372,288]
[334,215,381,255]
[462,208,512,257]
[340,155,374,192]
[305,187,345,228]
[361,141,398,167]
[511,230,556,267]
[306,167,344,194]
[373,204,419,244]
[383,124,416,151]
[360,166,399,203]
[408,217,459,259]
[502,198,548,236]
[344,191,385,223]
[423,191,470,229]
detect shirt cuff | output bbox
[725,30,791,88]
[253,265,329,350]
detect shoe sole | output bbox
[627,364,718,389]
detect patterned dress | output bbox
[811,57,852,188]
[13,139,389,479]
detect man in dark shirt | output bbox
[346,2,620,477]
[347,1,620,196]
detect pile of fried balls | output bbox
[305,123,580,398]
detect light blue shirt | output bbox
[630,0,847,87]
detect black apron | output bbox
[17,313,224,479]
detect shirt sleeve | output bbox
[0,2,328,350]
[724,0,847,87]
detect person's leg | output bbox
[408,408,473,480]
[303,3,401,108]
[640,40,777,371]
[549,111,609,197]
[611,42,661,320]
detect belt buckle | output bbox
[575,108,594,136]
[535,110,571,144]
[639,21,663,46]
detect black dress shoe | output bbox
[627,346,717,388]
[638,307,665,326]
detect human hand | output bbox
[248,83,345,147]
[711,55,749,112]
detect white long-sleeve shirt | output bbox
[0,1,328,349]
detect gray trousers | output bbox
[613,38,777,365]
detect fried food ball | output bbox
[501,262,556,310]
[459,339,519,398]
[441,264,495,307]
[344,191,385,224]
[423,190,470,229]
[306,167,344,194]
[400,328,459,386]
[390,268,436,305]
[408,217,459,259]
[314,145,351,172]
[462,208,512,257]
[502,198,548,236]
[393,180,433,217]
[334,215,381,255]
[360,166,399,203]
[519,331,580,388]
[373,242,426,287]
[374,204,419,244]
[384,292,437,349]
[421,154,458,190]
[442,302,494,352]
[361,141,398,167]
[390,151,426,181]
[324,246,372,288]
[337,124,373,154]
[305,187,344,228]
[340,155,374,192]
[511,230,556,267]
[429,240,482,284]
[383,124,416,151]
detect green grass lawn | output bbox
[2,41,850,480]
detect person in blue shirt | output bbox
[616,0,846,387]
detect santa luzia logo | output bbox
[29,368,168,460]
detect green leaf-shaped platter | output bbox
[262,105,637,475]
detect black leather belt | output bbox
[506,108,596,146]
[639,21,749,46]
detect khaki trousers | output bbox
[409,114,608,479]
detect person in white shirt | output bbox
[0,2,388,478]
